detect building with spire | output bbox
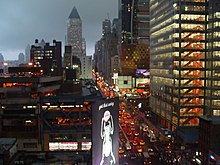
[67,6,83,57]
[65,6,92,79]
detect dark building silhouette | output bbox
[30,39,62,76]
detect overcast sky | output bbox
[0,0,118,60]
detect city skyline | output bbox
[0,0,117,60]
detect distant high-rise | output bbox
[18,53,25,64]
[25,44,31,62]
[67,6,83,57]
[0,53,4,69]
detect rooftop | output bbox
[0,138,17,154]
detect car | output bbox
[139,140,145,145]
[119,147,125,154]
[134,132,139,136]
[141,124,148,132]
[132,140,138,146]
[136,146,143,153]
[127,131,132,136]
[130,153,137,160]
[148,148,154,156]
[126,114,131,119]
[150,136,157,143]
[130,126,135,131]
[125,142,131,150]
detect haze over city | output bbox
[0,0,118,60]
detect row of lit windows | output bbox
[34,57,43,60]
[150,69,170,76]
[181,32,205,40]
[181,14,205,21]
[173,42,205,49]
[173,79,204,87]
[150,53,172,61]
[183,5,206,12]
[208,22,220,29]
[151,43,173,54]
[150,1,171,20]
[45,53,52,57]
[152,41,205,55]
[213,110,220,116]
[151,17,173,35]
[152,76,173,86]
[173,70,203,78]
[214,12,220,19]
[181,24,205,30]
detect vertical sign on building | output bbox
[92,98,119,165]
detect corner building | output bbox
[150,0,207,133]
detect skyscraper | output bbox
[18,53,25,64]
[118,0,150,76]
[150,0,208,138]
[67,6,83,57]
[119,0,150,44]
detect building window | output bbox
[124,80,128,84]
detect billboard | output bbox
[135,69,150,78]
[92,98,119,165]
[136,78,150,88]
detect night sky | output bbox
[0,0,118,60]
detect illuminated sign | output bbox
[136,78,150,87]
[92,98,119,165]
[82,142,92,150]
[135,69,150,78]
[49,142,78,151]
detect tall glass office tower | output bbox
[150,0,207,132]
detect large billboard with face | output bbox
[92,98,119,165]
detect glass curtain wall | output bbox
[150,0,207,130]
[206,0,220,116]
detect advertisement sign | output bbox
[92,98,119,165]
[82,142,92,150]
[49,142,78,151]
[136,78,150,87]
[135,69,150,78]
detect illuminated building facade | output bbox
[150,0,207,133]
[0,67,103,153]
[94,19,118,83]
[206,0,220,117]
[119,0,150,44]
[118,44,149,76]
[30,39,62,76]
[118,0,150,76]
[67,6,83,57]
[41,79,103,151]
[0,71,62,151]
